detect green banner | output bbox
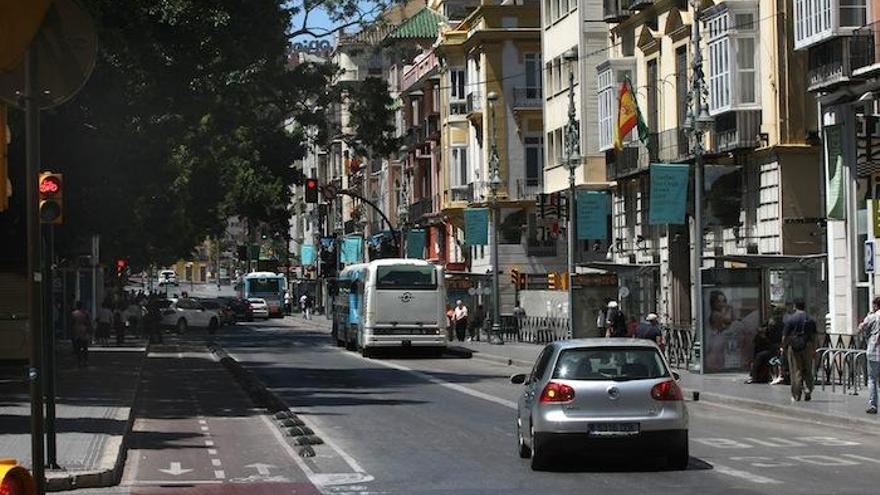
[406,229,426,259]
[464,208,489,245]
[826,125,845,220]
[300,244,316,266]
[649,163,690,225]
[340,236,363,264]
[576,191,608,240]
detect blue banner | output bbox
[340,236,364,264]
[406,229,426,259]
[300,244,316,266]
[464,208,489,245]
[576,191,608,240]
[649,163,690,225]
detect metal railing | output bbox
[466,92,482,114]
[851,21,880,74]
[814,333,868,395]
[504,315,570,344]
[662,325,695,370]
[408,197,433,221]
[513,87,542,108]
[448,184,473,203]
[513,178,543,200]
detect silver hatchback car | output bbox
[511,339,689,470]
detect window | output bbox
[675,46,688,128]
[376,265,437,290]
[840,0,866,28]
[646,58,659,133]
[554,128,564,164]
[545,61,554,95]
[450,68,466,101]
[547,131,555,167]
[551,0,559,22]
[598,68,614,151]
[525,53,542,98]
[708,8,759,114]
[552,347,669,381]
[525,137,544,185]
[560,0,569,16]
[794,0,865,48]
[553,58,563,94]
[451,147,468,187]
[530,345,555,382]
[544,0,551,26]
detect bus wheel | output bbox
[361,346,371,358]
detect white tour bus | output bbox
[333,258,447,357]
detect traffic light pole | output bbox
[44,224,59,469]
[25,45,47,495]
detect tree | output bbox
[345,76,400,160]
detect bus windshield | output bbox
[247,278,282,295]
[375,265,437,290]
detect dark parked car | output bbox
[220,297,253,322]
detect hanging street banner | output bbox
[406,229,426,259]
[826,125,845,220]
[576,190,608,240]
[340,235,364,264]
[464,208,489,245]
[649,163,690,225]
[300,244,316,266]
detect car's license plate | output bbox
[588,422,640,437]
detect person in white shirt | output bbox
[300,294,310,320]
[453,300,469,342]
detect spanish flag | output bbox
[614,77,649,150]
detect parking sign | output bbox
[866,240,875,274]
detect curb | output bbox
[682,387,880,431]
[207,343,323,457]
[45,346,148,492]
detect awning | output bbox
[714,254,826,267]
[580,261,660,274]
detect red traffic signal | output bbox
[38,172,63,224]
[305,178,319,204]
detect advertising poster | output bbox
[406,229,426,259]
[577,190,608,240]
[464,208,489,245]
[703,286,761,372]
[649,163,689,225]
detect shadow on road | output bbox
[533,454,713,473]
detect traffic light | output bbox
[115,258,127,278]
[548,272,557,290]
[1,104,8,212]
[38,171,63,224]
[0,458,36,495]
[305,178,318,204]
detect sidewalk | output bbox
[0,339,146,491]
[453,339,880,430]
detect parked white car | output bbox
[160,298,221,333]
[247,298,270,319]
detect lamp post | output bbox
[681,0,713,373]
[563,48,581,340]
[487,91,504,345]
[398,171,409,258]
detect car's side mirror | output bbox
[509,373,528,385]
[672,371,681,381]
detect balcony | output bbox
[807,37,853,92]
[712,111,761,153]
[658,128,689,162]
[408,197,434,222]
[512,178,543,201]
[449,100,468,116]
[447,184,474,205]
[512,87,542,109]
[626,0,654,11]
[851,21,880,77]
[466,91,482,115]
[603,0,630,23]
[606,146,641,180]
[638,132,660,168]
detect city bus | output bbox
[333,259,447,357]
[238,272,287,318]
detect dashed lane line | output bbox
[712,464,781,484]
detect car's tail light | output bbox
[539,381,575,403]
[651,380,683,401]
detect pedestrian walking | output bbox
[780,301,817,402]
[596,302,608,338]
[96,300,113,345]
[469,304,486,342]
[113,305,126,345]
[604,301,627,338]
[634,313,664,349]
[300,294,311,320]
[857,295,880,414]
[71,301,92,367]
[453,300,469,342]
[145,297,164,344]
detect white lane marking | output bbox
[158,462,193,476]
[129,480,223,486]
[245,463,276,475]
[358,356,517,410]
[198,419,207,425]
[713,464,781,484]
[207,449,218,455]
[789,455,860,466]
[841,453,880,464]
[796,436,861,446]
[729,456,796,468]
[200,426,210,431]
[258,413,374,491]
[742,437,805,448]
[695,438,752,449]
[211,459,222,467]
[205,440,215,447]
[214,470,226,479]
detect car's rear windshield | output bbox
[553,347,669,381]
[376,265,437,290]
[201,301,220,309]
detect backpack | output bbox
[790,318,808,352]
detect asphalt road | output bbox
[210,318,880,495]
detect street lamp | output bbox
[682,0,713,373]
[487,91,504,345]
[398,172,409,258]
[563,48,581,340]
